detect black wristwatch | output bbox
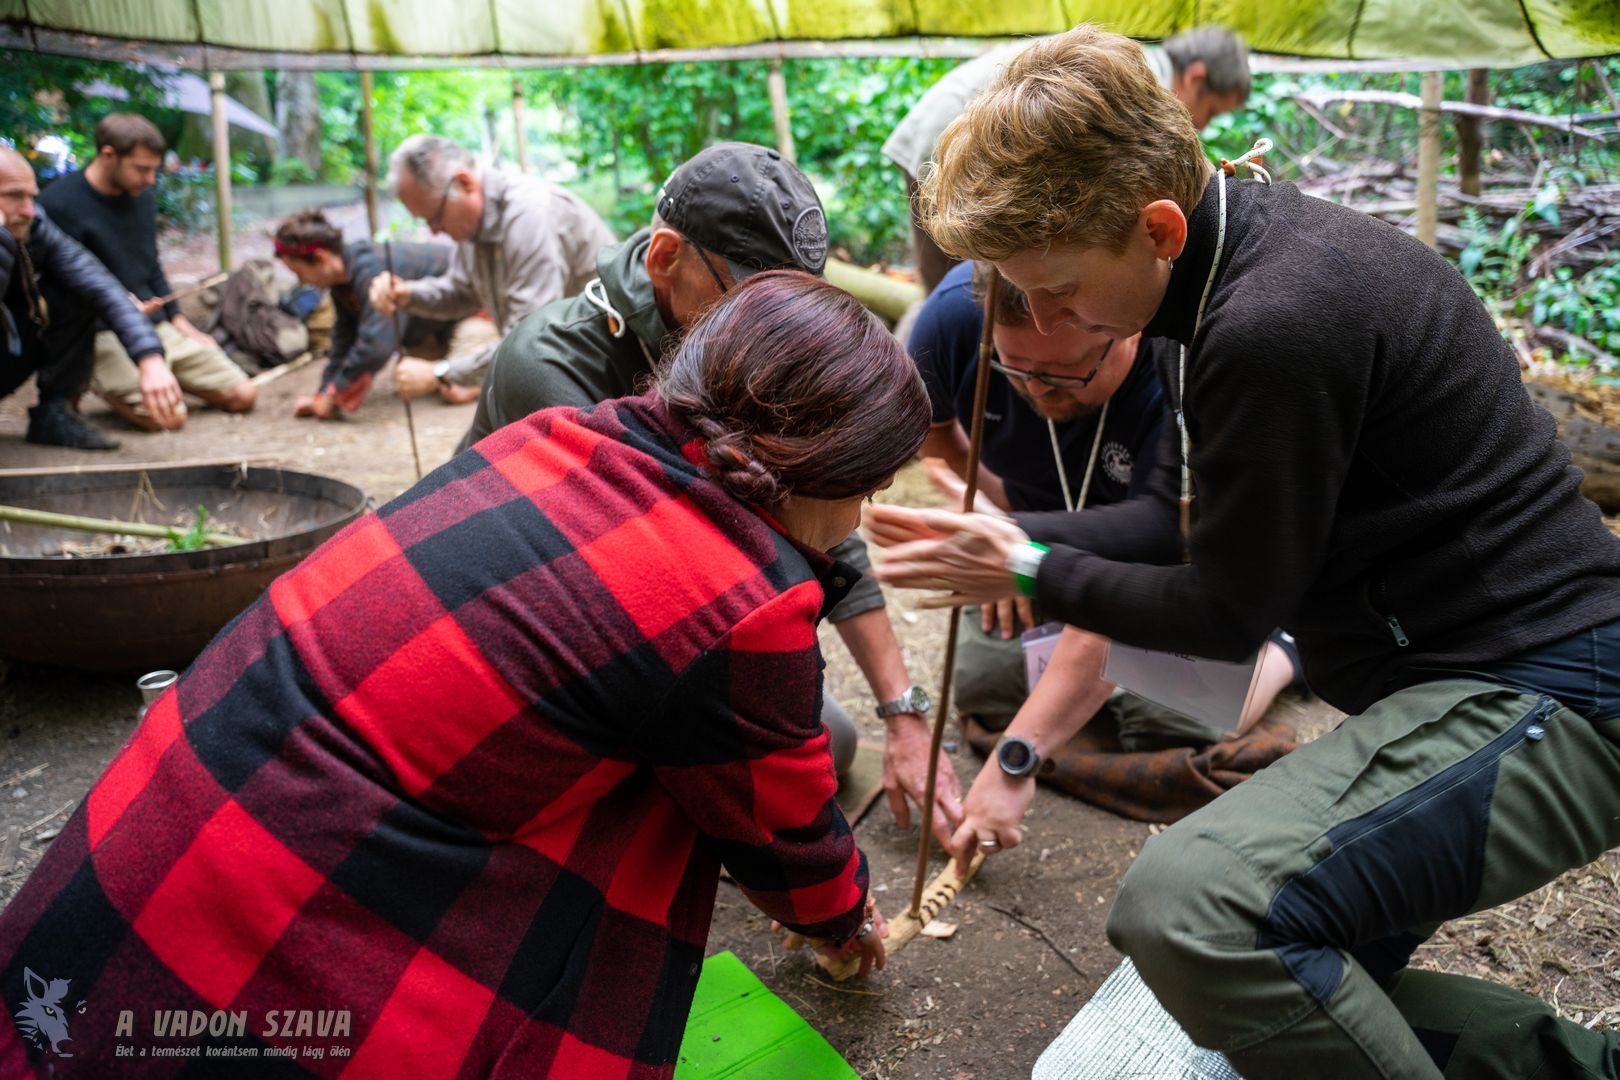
[875,685,931,719]
[996,735,1043,778]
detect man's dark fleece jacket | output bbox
[1019,175,1620,715]
[465,227,885,622]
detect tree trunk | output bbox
[275,70,323,178]
[225,71,277,164]
[1457,69,1490,197]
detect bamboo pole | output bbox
[1417,72,1443,249]
[0,504,247,548]
[909,270,1001,920]
[767,59,797,163]
[154,272,229,306]
[360,70,380,237]
[208,71,232,272]
[512,77,529,173]
[386,240,423,482]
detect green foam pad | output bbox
[675,951,859,1079]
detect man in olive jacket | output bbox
[467,143,966,849]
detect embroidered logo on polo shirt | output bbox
[1102,442,1133,486]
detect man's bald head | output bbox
[0,146,38,243]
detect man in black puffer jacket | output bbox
[1,146,167,450]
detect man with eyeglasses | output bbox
[907,259,1301,817]
[369,134,613,404]
[463,143,965,850]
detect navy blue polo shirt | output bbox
[908,261,1169,513]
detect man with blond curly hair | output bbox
[866,24,1620,1079]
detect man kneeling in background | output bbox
[273,208,497,418]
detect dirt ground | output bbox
[1,280,1617,1074]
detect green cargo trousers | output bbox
[1107,679,1620,1078]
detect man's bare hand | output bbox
[393,357,441,400]
[949,763,1038,878]
[136,354,184,430]
[864,503,1030,608]
[367,272,410,317]
[981,596,1039,640]
[129,292,165,318]
[883,713,963,848]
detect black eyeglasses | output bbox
[989,338,1115,389]
[682,235,732,295]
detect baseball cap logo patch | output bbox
[792,207,828,273]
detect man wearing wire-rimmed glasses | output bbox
[369,134,613,404]
[906,260,1301,802]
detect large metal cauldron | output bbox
[0,464,366,672]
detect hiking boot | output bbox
[25,400,120,451]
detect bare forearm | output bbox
[1004,626,1115,754]
[834,606,912,703]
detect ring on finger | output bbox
[978,837,999,849]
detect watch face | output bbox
[998,737,1036,776]
[907,686,931,713]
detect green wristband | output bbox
[1008,541,1050,598]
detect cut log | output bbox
[1527,381,1620,513]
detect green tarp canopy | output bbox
[2,0,1617,69]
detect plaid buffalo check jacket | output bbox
[0,392,869,1078]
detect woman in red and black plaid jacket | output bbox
[0,271,930,1078]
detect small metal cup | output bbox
[136,670,179,719]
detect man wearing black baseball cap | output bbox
[462,142,962,845]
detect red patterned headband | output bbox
[274,239,333,259]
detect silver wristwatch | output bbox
[432,360,452,387]
[875,685,931,719]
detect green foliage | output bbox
[0,52,180,171]
[165,505,212,552]
[269,157,318,185]
[152,167,216,233]
[1525,259,1620,368]
[523,57,952,264]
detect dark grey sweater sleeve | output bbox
[826,531,885,621]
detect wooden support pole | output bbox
[909,270,1000,920]
[1457,69,1489,197]
[1417,72,1443,250]
[208,71,232,272]
[360,70,380,237]
[767,59,796,163]
[512,77,529,174]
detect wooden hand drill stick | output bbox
[386,240,424,482]
[909,269,1001,919]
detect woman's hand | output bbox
[777,902,889,978]
[948,763,1039,878]
[863,503,1030,609]
[813,903,888,978]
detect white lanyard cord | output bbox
[1177,138,1271,557]
[1047,398,1111,514]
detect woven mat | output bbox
[1033,958,1239,1080]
